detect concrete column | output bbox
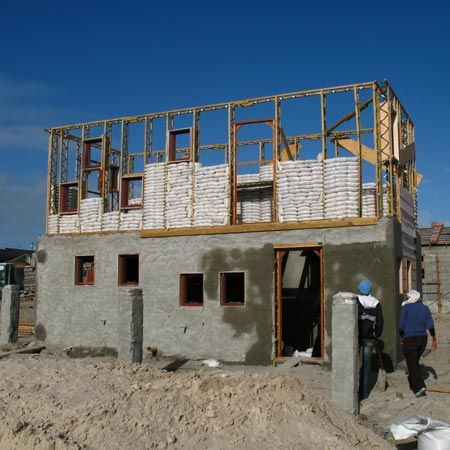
[0,285,20,345]
[331,291,359,415]
[117,288,143,363]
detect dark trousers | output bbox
[403,335,427,393]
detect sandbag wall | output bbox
[323,157,359,220]
[277,157,382,222]
[277,160,324,222]
[361,183,389,217]
[166,163,193,229]
[194,164,229,227]
[236,165,274,223]
[47,157,387,235]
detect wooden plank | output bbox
[273,242,322,249]
[275,250,285,358]
[140,217,378,239]
[334,137,378,165]
[427,387,450,394]
[280,143,296,162]
[334,137,423,185]
[0,346,45,360]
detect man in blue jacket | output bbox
[399,290,438,397]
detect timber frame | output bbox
[45,80,419,235]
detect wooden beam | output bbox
[427,386,450,394]
[279,143,296,162]
[273,242,322,249]
[326,97,373,134]
[333,137,423,185]
[279,128,293,161]
[140,218,378,238]
[333,137,378,165]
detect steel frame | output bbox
[45,81,417,234]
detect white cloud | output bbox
[0,125,48,149]
[0,76,59,100]
[0,75,78,151]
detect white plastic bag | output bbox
[202,359,221,368]
[391,415,450,441]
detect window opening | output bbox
[220,272,245,305]
[180,273,203,306]
[118,254,139,286]
[60,182,79,214]
[75,255,95,285]
[169,128,192,162]
[121,176,143,209]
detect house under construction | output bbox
[36,81,421,363]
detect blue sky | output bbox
[1,0,449,247]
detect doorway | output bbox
[275,245,324,358]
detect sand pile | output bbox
[0,355,389,450]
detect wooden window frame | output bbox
[60,182,79,214]
[219,271,245,306]
[118,254,140,286]
[168,128,191,163]
[75,255,95,286]
[120,176,143,209]
[82,137,102,170]
[180,273,204,307]
[274,244,324,360]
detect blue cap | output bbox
[359,279,372,295]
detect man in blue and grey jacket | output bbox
[357,279,384,400]
[399,290,438,397]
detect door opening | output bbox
[275,245,323,358]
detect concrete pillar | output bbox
[0,285,20,344]
[117,288,143,363]
[331,291,359,415]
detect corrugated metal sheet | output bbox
[419,227,450,246]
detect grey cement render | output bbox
[331,292,358,415]
[117,288,143,363]
[0,285,20,344]
[36,217,403,364]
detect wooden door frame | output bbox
[274,243,324,359]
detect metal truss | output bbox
[45,81,418,232]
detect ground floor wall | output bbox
[36,218,403,364]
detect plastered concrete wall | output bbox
[324,218,399,365]
[36,218,399,363]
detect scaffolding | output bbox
[45,80,419,235]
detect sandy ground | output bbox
[0,315,448,449]
[0,356,389,450]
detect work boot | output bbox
[415,387,427,398]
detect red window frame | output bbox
[220,272,245,306]
[60,182,79,214]
[120,176,143,209]
[82,138,102,170]
[180,273,204,306]
[118,254,140,286]
[168,128,191,162]
[75,255,95,286]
